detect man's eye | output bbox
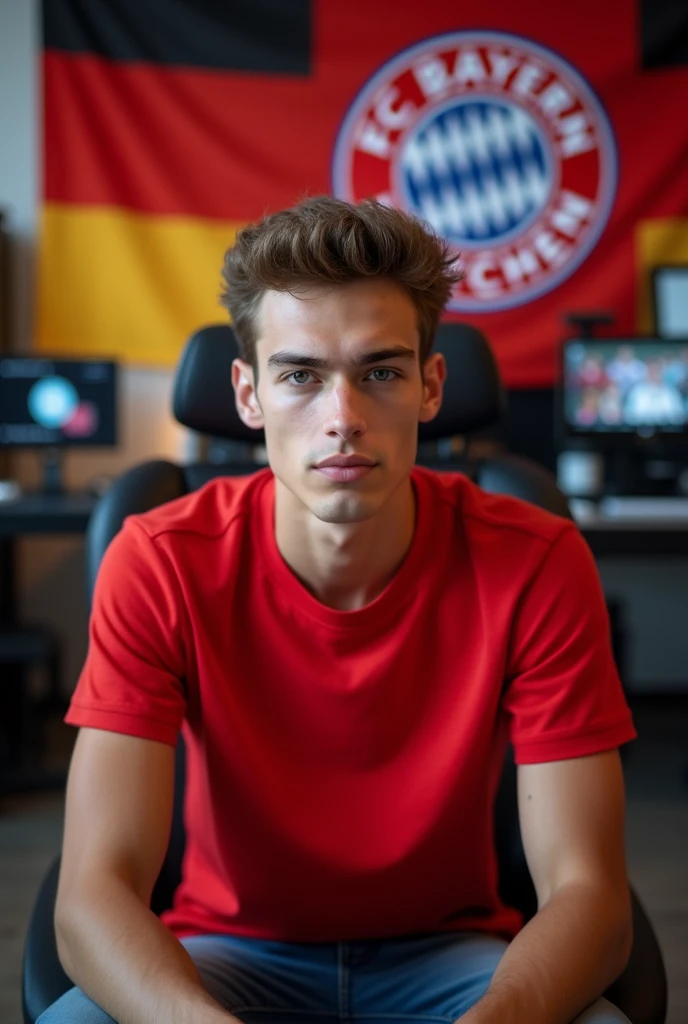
[285,369,399,387]
[286,371,314,386]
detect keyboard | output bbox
[597,496,688,519]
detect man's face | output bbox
[231,277,446,525]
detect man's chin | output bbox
[308,491,379,525]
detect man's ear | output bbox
[418,351,446,425]
[232,358,265,429]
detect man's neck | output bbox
[273,477,417,611]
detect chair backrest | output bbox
[86,320,570,923]
[172,321,507,445]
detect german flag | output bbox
[39,0,314,366]
[39,0,688,385]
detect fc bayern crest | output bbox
[332,31,617,313]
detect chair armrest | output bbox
[22,856,72,1024]
[602,885,668,1024]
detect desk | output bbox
[0,491,97,536]
[572,499,688,556]
[0,491,97,618]
[0,490,97,792]
[571,500,688,691]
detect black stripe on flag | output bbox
[43,0,312,74]
[640,0,688,68]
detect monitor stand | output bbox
[40,447,65,494]
[563,311,615,338]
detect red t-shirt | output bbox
[65,465,637,943]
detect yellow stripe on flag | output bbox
[37,204,248,366]
[636,217,688,334]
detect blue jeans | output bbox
[37,930,631,1023]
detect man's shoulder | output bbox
[123,466,272,546]
[415,464,571,550]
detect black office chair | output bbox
[22,323,667,1024]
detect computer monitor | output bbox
[0,355,118,491]
[652,266,688,339]
[559,338,688,444]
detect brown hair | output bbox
[219,196,462,384]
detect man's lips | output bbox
[315,456,377,468]
[315,464,377,481]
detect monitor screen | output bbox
[562,339,688,436]
[0,357,118,446]
[653,266,688,339]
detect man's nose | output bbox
[322,380,367,434]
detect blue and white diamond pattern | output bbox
[398,99,552,246]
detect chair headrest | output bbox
[173,322,506,443]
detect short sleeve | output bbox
[65,518,189,746]
[502,524,637,765]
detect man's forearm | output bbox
[57,875,241,1024]
[457,881,633,1024]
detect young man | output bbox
[42,198,637,1024]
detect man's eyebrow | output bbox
[266,347,417,370]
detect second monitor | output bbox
[561,338,688,438]
[559,337,688,496]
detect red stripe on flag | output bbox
[43,52,333,219]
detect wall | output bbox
[1,0,686,695]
